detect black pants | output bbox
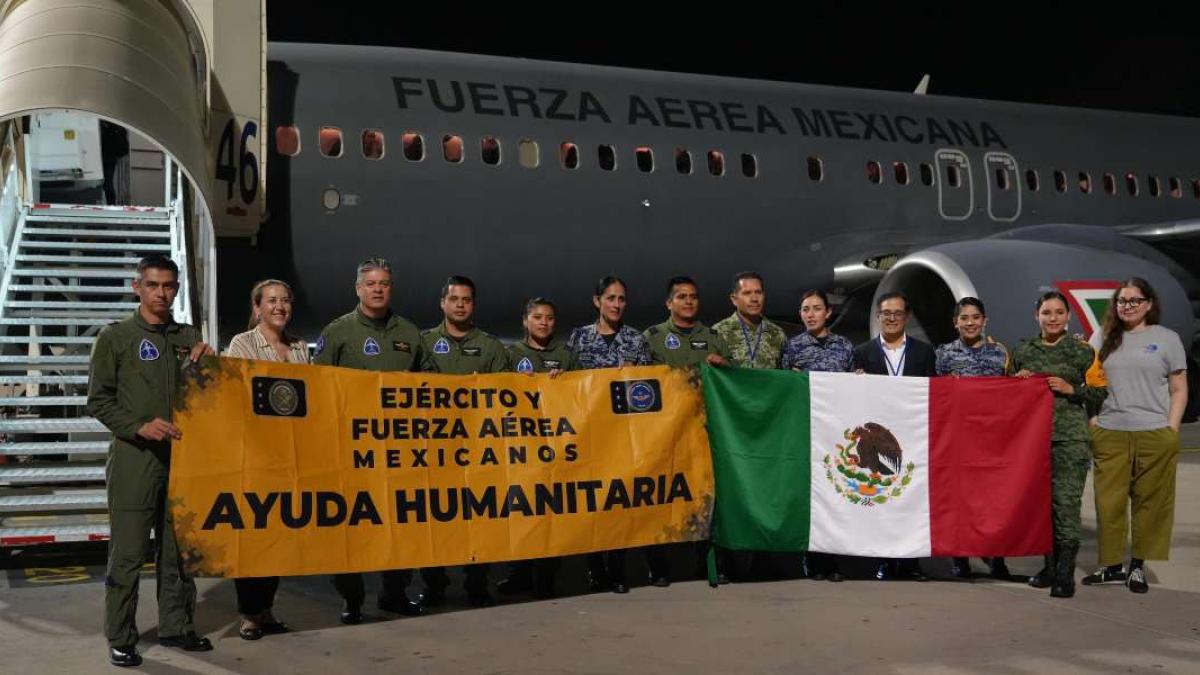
[235,577,279,616]
[331,569,414,606]
[592,547,670,584]
[422,564,490,594]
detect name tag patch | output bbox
[690,340,709,350]
[392,341,411,353]
[462,347,482,357]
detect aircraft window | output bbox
[708,150,725,177]
[1024,169,1039,191]
[598,144,616,171]
[402,132,425,161]
[518,139,540,169]
[945,164,959,189]
[741,153,758,178]
[1103,173,1116,195]
[560,142,579,170]
[1126,172,1139,196]
[1169,177,1182,198]
[481,137,502,166]
[1053,170,1066,193]
[995,168,1010,191]
[443,135,464,163]
[867,160,882,184]
[919,162,934,186]
[893,161,909,185]
[808,156,824,182]
[361,130,384,160]
[319,127,343,158]
[1149,175,1161,197]
[636,146,654,173]
[276,126,300,157]
[676,148,693,175]
[1078,172,1091,194]
[1193,179,1200,199]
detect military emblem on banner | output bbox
[822,423,915,506]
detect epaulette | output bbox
[646,325,660,335]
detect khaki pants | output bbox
[1090,426,1179,565]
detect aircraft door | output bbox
[984,151,1020,221]
[935,149,973,220]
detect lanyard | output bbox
[738,316,765,365]
[881,336,906,376]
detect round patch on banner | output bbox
[628,381,656,412]
[516,357,534,374]
[138,339,160,361]
[268,380,300,416]
[433,337,451,354]
[665,334,681,350]
[363,337,381,356]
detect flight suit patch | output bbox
[462,347,482,357]
[138,339,160,361]
[690,340,709,350]
[543,359,562,369]
[363,337,381,356]
[516,357,534,373]
[433,337,451,354]
[665,334,681,350]
[392,341,411,353]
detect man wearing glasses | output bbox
[852,291,937,581]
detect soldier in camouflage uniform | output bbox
[644,276,731,369]
[497,298,576,598]
[713,271,786,369]
[88,255,215,667]
[934,297,1013,581]
[1012,291,1107,599]
[566,276,654,593]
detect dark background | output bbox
[266,5,1199,118]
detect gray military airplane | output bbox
[222,42,1199,353]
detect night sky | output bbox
[266,6,1200,118]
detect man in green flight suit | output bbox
[644,275,730,368]
[88,255,216,668]
[419,275,508,606]
[313,258,426,624]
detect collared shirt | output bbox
[226,326,310,364]
[881,335,907,377]
[712,313,786,369]
[508,338,578,373]
[643,319,731,369]
[419,322,508,374]
[313,307,423,372]
[566,323,650,369]
[780,331,855,373]
[935,337,1008,377]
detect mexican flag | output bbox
[702,366,1054,558]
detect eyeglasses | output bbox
[877,310,907,319]
[1115,298,1147,308]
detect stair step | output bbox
[0,396,88,407]
[0,418,106,434]
[0,491,108,512]
[30,202,171,219]
[14,255,146,265]
[4,301,139,310]
[0,375,89,385]
[0,336,97,345]
[0,522,110,545]
[8,285,131,295]
[1,317,115,326]
[0,463,106,485]
[0,441,109,456]
[18,240,170,252]
[21,227,170,238]
[0,355,90,367]
[10,267,136,279]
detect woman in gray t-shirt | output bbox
[1085,278,1188,594]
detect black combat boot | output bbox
[1050,541,1078,598]
[1028,552,1055,589]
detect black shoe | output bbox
[467,589,495,608]
[988,558,1012,581]
[422,585,447,608]
[159,631,213,652]
[378,595,424,616]
[611,581,630,594]
[496,575,535,596]
[239,623,264,641]
[1081,565,1127,585]
[259,620,290,635]
[649,575,671,588]
[109,645,142,668]
[716,573,731,585]
[1050,542,1078,599]
[874,561,894,581]
[1028,554,1055,589]
[1127,567,1149,594]
[587,571,610,593]
[828,571,844,583]
[901,564,928,582]
[340,602,363,625]
[950,557,972,579]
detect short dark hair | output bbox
[955,296,986,317]
[1035,291,1069,312]
[666,275,697,301]
[441,275,476,299]
[877,291,908,311]
[136,254,179,279]
[523,296,556,318]
[800,289,829,307]
[731,271,764,293]
[594,275,626,298]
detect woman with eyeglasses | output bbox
[1083,278,1187,594]
[1012,291,1107,599]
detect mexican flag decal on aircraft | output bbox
[1055,280,1120,348]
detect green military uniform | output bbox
[507,338,578,374]
[643,320,731,368]
[419,321,507,598]
[420,323,509,374]
[712,313,786,369]
[87,312,203,649]
[312,308,423,371]
[314,307,423,609]
[1011,336,1107,546]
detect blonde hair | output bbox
[247,279,294,330]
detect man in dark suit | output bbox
[853,291,936,581]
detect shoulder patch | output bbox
[314,335,326,356]
[646,326,660,335]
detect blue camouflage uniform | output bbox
[780,332,855,373]
[935,337,1010,377]
[566,323,651,368]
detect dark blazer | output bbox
[853,335,937,377]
